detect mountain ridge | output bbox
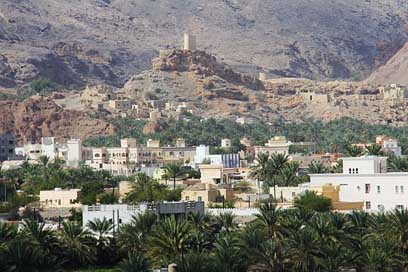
[0,0,407,88]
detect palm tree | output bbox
[86,218,116,265]
[268,153,289,200]
[388,156,408,172]
[162,163,185,190]
[5,237,42,272]
[211,232,248,272]
[287,227,321,272]
[366,144,384,156]
[187,212,212,233]
[176,251,211,272]
[362,238,402,272]
[39,156,50,168]
[148,216,191,264]
[20,219,61,269]
[316,241,358,272]
[256,239,289,272]
[58,222,96,268]
[345,145,365,157]
[330,159,343,173]
[131,212,158,236]
[387,209,408,254]
[118,252,151,272]
[0,221,17,242]
[249,153,270,192]
[255,202,283,238]
[307,161,329,174]
[215,212,236,232]
[278,162,299,187]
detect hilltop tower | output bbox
[183,33,196,51]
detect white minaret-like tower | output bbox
[183,33,196,51]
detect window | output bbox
[378,205,385,212]
[95,153,100,158]
[356,168,359,174]
[349,168,352,174]
[185,196,190,201]
[365,184,371,194]
[396,185,399,194]
[357,186,361,191]
[397,205,404,210]
[401,186,404,194]
[365,201,371,210]
[377,186,381,193]
[198,196,202,202]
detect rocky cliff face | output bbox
[0,0,407,89]
[0,96,114,144]
[366,42,408,86]
[152,50,263,90]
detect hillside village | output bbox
[31,34,408,131]
[3,0,408,271]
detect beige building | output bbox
[299,90,331,104]
[119,181,133,199]
[40,188,81,208]
[273,184,363,211]
[199,164,240,185]
[289,153,342,169]
[108,100,132,111]
[147,139,160,148]
[181,183,234,207]
[379,84,407,102]
[80,85,116,108]
[254,136,290,157]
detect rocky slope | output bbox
[0,96,114,144]
[366,42,408,85]
[0,0,407,89]
[122,50,408,126]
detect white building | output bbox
[67,139,82,167]
[221,139,232,148]
[310,156,408,212]
[22,137,87,167]
[41,137,58,160]
[376,136,402,156]
[82,202,204,228]
[195,145,240,168]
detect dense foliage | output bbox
[0,157,119,207]
[84,116,408,154]
[3,205,408,271]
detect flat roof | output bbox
[310,172,408,177]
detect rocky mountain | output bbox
[0,0,407,89]
[366,42,408,86]
[0,96,114,144]
[120,49,408,126]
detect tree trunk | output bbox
[273,178,277,202]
